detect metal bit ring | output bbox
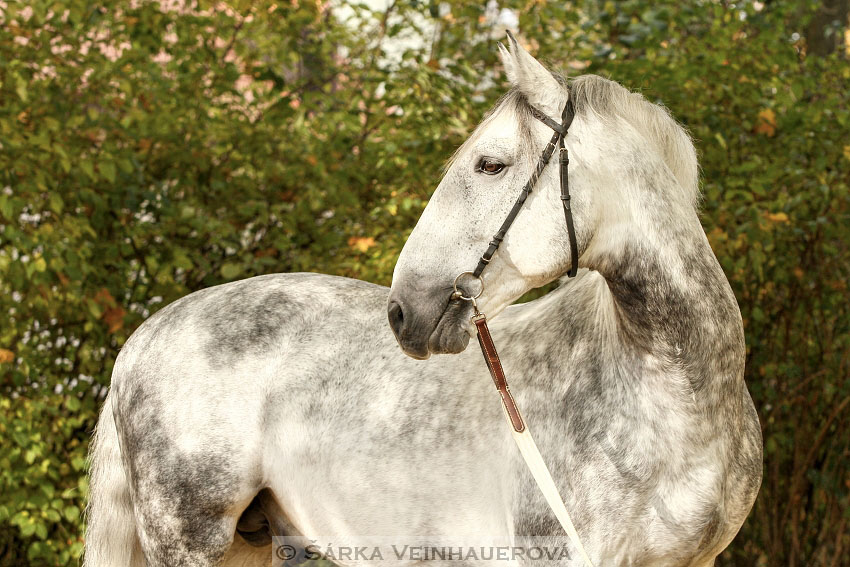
[451,271,484,301]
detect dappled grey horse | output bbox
[85,38,762,567]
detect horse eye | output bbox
[477,158,505,175]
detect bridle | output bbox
[450,89,594,567]
[468,89,578,283]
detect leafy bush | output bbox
[1,0,847,564]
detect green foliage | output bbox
[1,0,847,565]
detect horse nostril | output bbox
[388,300,405,339]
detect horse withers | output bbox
[84,37,762,567]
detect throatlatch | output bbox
[453,91,593,567]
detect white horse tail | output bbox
[84,393,143,567]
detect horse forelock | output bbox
[443,88,536,173]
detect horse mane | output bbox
[445,74,700,209]
[567,74,701,208]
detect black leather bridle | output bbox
[470,91,578,280]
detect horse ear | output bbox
[501,31,564,114]
[497,42,518,85]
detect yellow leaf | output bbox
[843,145,850,161]
[766,212,789,223]
[755,108,776,137]
[33,256,47,272]
[0,349,14,364]
[348,236,375,253]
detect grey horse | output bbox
[84,38,762,567]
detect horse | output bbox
[84,37,762,567]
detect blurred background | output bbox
[1,0,848,565]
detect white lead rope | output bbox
[503,408,595,567]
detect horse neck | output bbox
[585,178,745,395]
[506,176,745,407]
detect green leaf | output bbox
[35,521,48,539]
[63,505,80,523]
[65,396,81,412]
[220,262,242,280]
[0,195,13,220]
[49,193,64,214]
[15,77,28,102]
[100,161,117,183]
[20,520,36,538]
[80,159,96,180]
[86,299,103,319]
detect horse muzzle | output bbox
[387,284,472,359]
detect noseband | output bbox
[470,90,578,280]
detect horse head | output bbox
[388,37,592,359]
